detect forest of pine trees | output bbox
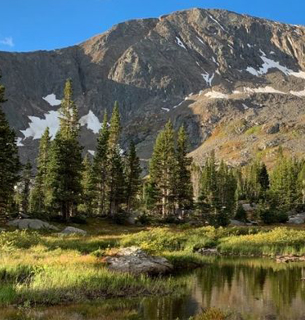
[2,75,305,226]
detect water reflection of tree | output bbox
[194,259,305,318]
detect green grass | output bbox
[218,227,305,256]
[245,125,262,135]
[2,225,305,307]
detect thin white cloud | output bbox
[0,37,14,47]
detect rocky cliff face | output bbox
[1,8,305,166]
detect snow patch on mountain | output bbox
[20,110,101,142]
[246,55,305,80]
[79,110,101,134]
[21,111,60,140]
[206,13,227,32]
[201,72,215,86]
[176,37,186,49]
[16,137,24,147]
[290,88,305,97]
[205,91,230,99]
[42,94,61,106]
[161,107,170,112]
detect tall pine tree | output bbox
[20,161,32,215]
[46,79,83,220]
[125,140,142,213]
[0,72,21,220]
[30,127,51,214]
[107,103,125,216]
[175,125,193,213]
[79,154,94,215]
[149,121,177,216]
[92,112,110,216]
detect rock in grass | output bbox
[7,219,59,231]
[105,246,173,275]
[59,226,87,236]
[197,248,219,256]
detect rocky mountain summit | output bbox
[1,8,305,166]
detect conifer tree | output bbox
[92,112,110,215]
[80,154,94,215]
[30,127,50,214]
[125,140,142,213]
[175,126,193,212]
[199,152,237,226]
[0,73,21,220]
[149,121,177,216]
[46,79,83,220]
[271,156,299,208]
[107,103,125,216]
[20,161,32,215]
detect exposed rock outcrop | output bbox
[1,8,305,166]
[7,219,59,230]
[59,226,87,235]
[105,246,173,275]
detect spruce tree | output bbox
[80,154,94,215]
[20,161,32,215]
[0,73,21,220]
[46,79,83,220]
[125,140,142,213]
[149,121,177,216]
[92,112,110,215]
[30,127,50,214]
[107,103,125,216]
[199,152,237,226]
[175,125,193,213]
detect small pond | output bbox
[2,257,305,320]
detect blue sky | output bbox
[1,0,305,52]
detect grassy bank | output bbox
[2,223,305,307]
[0,234,185,306]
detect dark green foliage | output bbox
[30,127,50,214]
[256,201,288,224]
[46,80,83,220]
[92,112,110,216]
[175,126,193,212]
[107,103,126,216]
[149,121,177,216]
[234,204,247,222]
[199,152,237,227]
[20,161,32,215]
[125,140,142,213]
[79,154,94,215]
[270,156,300,208]
[0,73,21,219]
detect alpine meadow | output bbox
[2,4,305,320]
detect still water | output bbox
[2,257,305,320]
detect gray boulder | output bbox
[197,248,219,256]
[287,217,305,225]
[59,226,87,235]
[7,219,59,231]
[230,219,246,226]
[105,246,173,275]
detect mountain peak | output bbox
[1,8,305,167]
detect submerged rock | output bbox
[105,246,173,275]
[7,219,59,231]
[59,226,87,235]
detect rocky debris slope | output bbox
[1,8,305,166]
[105,246,173,275]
